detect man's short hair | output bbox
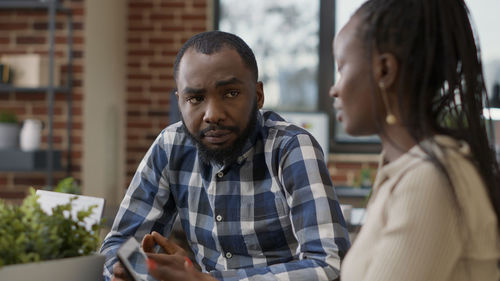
[173,31,259,82]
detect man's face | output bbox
[176,47,264,164]
[329,15,379,136]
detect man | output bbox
[100,31,350,281]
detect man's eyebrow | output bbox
[181,87,206,95]
[216,77,244,87]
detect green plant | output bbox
[0,110,18,123]
[0,188,101,267]
[53,177,81,195]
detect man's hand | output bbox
[141,231,187,256]
[146,254,217,281]
[140,231,216,281]
[112,261,133,281]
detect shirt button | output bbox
[216,215,223,222]
[217,172,224,178]
[237,156,244,163]
[225,252,232,259]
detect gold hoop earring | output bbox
[378,81,397,125]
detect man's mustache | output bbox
[198,125,239,138]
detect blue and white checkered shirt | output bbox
[101,110,350,281]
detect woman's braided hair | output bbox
[354,0,500,227]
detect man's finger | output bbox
[141,233,156,253]
[151,231,184,255]
[113,262,132,281]
[146,252,179,265]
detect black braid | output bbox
[355,0,500,229]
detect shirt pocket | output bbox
[240,196,293,254]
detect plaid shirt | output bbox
[100,110,350,281]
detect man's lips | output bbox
[202,129,233,144]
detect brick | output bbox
[0,23,29,30]
[127,37,142,44]
[129,25,155,32]
[32,106,63,115]
[147,110,168,117]
[161,26,184,32]
[127,74,153,80]
[127,98,151,105]
[148,38,174,44]
[150,14,175,20]
[0,191,26,199]
[127,121,153,129]
[181,14,206,21]
[129,2,155,9]
[32,22,65,30]
[71,7,84,16]
[14,93,47,101]
[149,86,171,93]
[160,2,185,8]
[16,36,46,45]
[128,50,155,56]
[13,176,46,186]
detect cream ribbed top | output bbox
[341,135,500,281]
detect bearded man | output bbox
[100,31,349,281]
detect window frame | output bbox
[213,0,381,153]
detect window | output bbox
[214,0,499,153]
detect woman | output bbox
[331,0,500,280]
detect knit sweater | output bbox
[341,135,500,281]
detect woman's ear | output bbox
[373,53,398,90]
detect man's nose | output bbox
[203,99,226,125]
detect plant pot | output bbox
[0,122,19,149]
[0,254,105,281]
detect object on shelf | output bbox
[0,63,13,84]
[0,149,62,171]
[0,54,60,87]
[0,110,19,149]
[20,119,43,151]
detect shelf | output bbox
[0,1,69,12]
[0,149,62,172]
[335,186,371,198]
[0,85,71,93]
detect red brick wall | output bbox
[0,0,84,203]
[125,0,208,184]
[0,0,377,203]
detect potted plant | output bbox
[0,188,105,281]
[0,110,19,149]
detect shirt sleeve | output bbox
[99,132,176,281]
[209,133,350,281]
[362,164,462,281]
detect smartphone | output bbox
[117,237,149,281]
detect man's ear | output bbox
[373,53,398,90]
[256,82,264,109]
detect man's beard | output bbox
[182,104,258,166]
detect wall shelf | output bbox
[335,186,371,198]
[0,1,68,12]
[0,85,71,93]
[0,0,73,186]
[0,149,62,172]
